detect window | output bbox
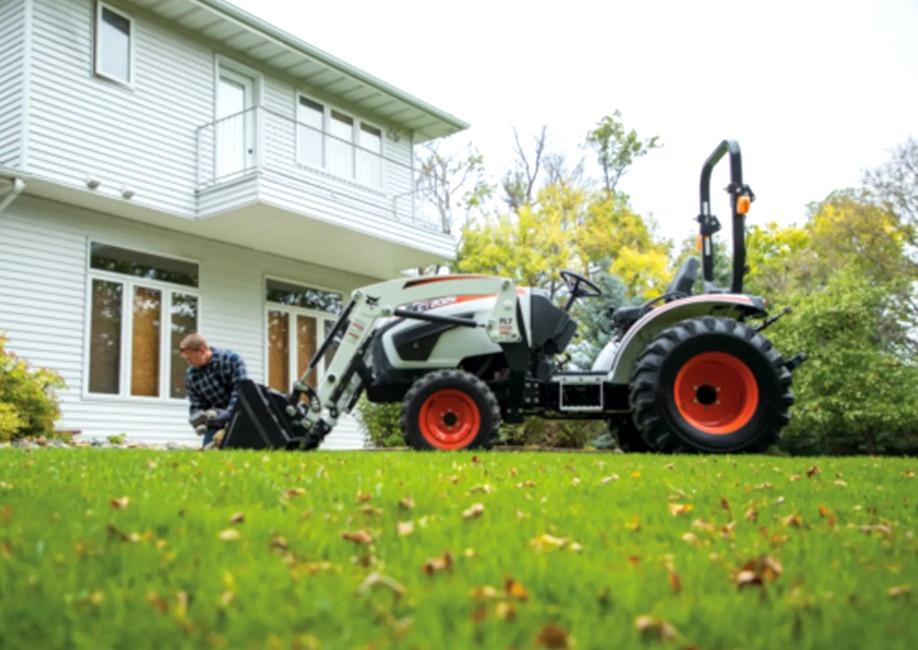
[295,94,384,189]
[95,3,133,85]
[296,97,324,168]
[265,279,342,392]
[87,243,199,399]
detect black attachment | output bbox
[291,299,357,406]
[223,380,312,450]
[785,352,807,372]
[698,140,754,294]
[755,306,792,333]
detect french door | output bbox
[266,307,336,392]
[215,66,255,179]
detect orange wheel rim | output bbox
[674,352,759,435]
[418,389,481,450]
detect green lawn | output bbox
[0,449,915,649]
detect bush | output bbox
[0,334,65,442]
[355,399,404,448]
[769,272,918,455]
[499,418,605,449]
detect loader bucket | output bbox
[222,380,312,450]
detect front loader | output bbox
[222,140,803,454]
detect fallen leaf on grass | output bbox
[284,488,306,498]
[630,471,642,479]
[398,497,415,510]
[357,571,405,599]
[463,548,477,558]
[601,474,620,484]
[504,576,530,601]
[228,512,245,524]
[463,503,485,519]
[471,585,499,600]
[635,615,678,642]
[361,505,383,517]
[530,533,582,553]
[668,503,694,516]
[536,623,573,648]
[219,528,241,542]
[341,530,374,545]
[495,601,516,620]
[110,497,130,510]
[745,507,759,522]
[422,551,453,575]
[782,513,803,528]
[818,505,837,527]
[147,591,169,614]
[269,534,288,551]
[356,491,372,502]
[887,585,910,599]
[397,521,415,536]
[468,484,494,494]
[734,555,783,588]
[807,465,820,478]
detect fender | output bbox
[593,294,767,383]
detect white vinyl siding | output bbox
[0,195,369,449]
[0,0,26,168]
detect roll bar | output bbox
[697,140,755,294]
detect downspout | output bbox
[0,178,26,214]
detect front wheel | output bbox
[401,369,501,451]
[629,317,793,453]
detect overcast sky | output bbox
[233,0,918,245]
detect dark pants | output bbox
[202,426,220,448]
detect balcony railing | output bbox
[195,107,448,234]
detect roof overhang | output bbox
[126,0,468,142]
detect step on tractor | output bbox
[222,140,805,453]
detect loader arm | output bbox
[288,275,521,442]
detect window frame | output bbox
[293,92,386,190]
[82,241,202,403]
[262,275,343,392]
[94,1,135,87]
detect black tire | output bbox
[611,418,656,452]
[401,369,500,451]
[629,317,793,453]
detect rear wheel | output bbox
[401,370,500,451]
[629,317,792,453]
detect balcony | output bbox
[193,107,454,278]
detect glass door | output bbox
[215,67,255,179]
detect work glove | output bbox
[210,408,231,427]
[189,410,210,436]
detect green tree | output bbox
[586,110,660,193]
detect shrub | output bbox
[0,334,65,441]
[355,399,404,448]
[499,418,605,449]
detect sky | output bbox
[232,0,918,245]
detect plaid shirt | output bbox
[185,347,248,414]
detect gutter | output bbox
[0,177,25,214]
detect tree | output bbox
[414,140,492,235]
[585,110,660,193]
[501,127,547,211]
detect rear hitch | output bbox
[785,352,807,372]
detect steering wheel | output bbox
[560,270,603,311]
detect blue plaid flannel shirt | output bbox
[185,347,248,415]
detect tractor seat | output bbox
[609,257,701,332]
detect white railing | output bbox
[195,107,449,234]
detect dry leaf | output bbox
[110,496,130,510]
[361,505,383,517]
[745,507,759,522]
[571,477,582,487]
[463,548,477,558]
[668,503,694,516]
[269,534,289,551]
[341,530,374,545]
[495,601,516,620]
[397,521,415,536]
[357,571,405,599]
[471,585,499,600]
[667,567,683,594]
[422,551,453,575]
[463,503,485,519]
[807,465,820,478]
[469,483,494,494]
[681,532,699,544]
[720,497,731,511]
[356,491,372,502]
[630,471,641,479]
[147,591,169,614]
[504,577,530,601]
[229,512,245,524]
[601,474,620,484]
[782,513,803,528]
[285,488,306,498]
[734,555,783,588]
[817,504,837,527]
[887,585,910,599]
[218,528,240,541]
[834,479,848,487]
[398,497,415,510]
[536,623,572,649]
[635,615,678,642]
[530,534,569,551]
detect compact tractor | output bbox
[222,140,803,453]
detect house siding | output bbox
[0,195,371,449]
[0,0,26,168]
[24,0,434,255]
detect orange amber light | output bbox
[736,195,752,214]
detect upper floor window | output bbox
[87,243,199,399]
[95,3,133,85]
[295,95,384,189]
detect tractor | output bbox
[222,140,803,453]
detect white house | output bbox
[0,0,467,447]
